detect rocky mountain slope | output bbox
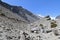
[0,10,29,40]
[0,0,39,23]
[0,0,60,40]
[27,16,60,40]
[0,0,40,40]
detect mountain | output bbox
[56,15,60,19]
[1,0,60,40]
[0,0,39,23]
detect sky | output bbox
[2,0,60,18]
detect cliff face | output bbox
[0,0,39,23]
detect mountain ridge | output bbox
[0,0,39,23]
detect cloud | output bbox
[51,17,55,19]
[38,14,44,17]
[38,14,55,19]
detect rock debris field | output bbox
[0,0,60,40]
[0,14,60,40]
